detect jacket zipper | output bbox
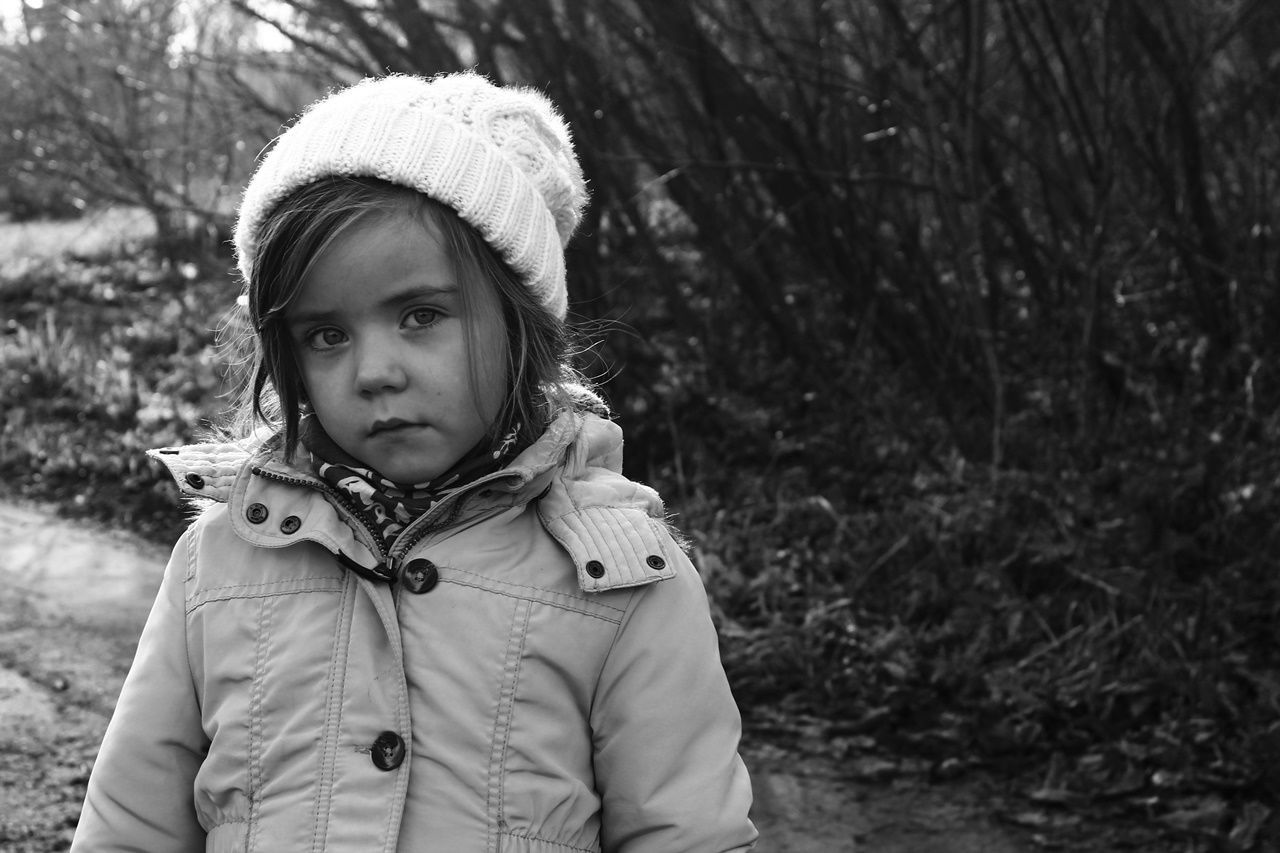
[250,466,394,575]
[388,469,530,564]
[388,480,495,563]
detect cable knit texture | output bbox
[234,73,588,319]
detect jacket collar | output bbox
[148,412,678,592]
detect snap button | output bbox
[646,554,666,570]
[184,472,205,490]
[585,560,605,578]
[246,503,269,524]
[280,515,301,535]
[371,731,405,771]
[402,559,439,594]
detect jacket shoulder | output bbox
[175,500,241,574]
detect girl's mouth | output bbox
[369,419,419,436]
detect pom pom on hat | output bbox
[234,72,588,319]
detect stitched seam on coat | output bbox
[440,567,625,612]
[572,514,639,584]
[390,590,412,853]
[440,576,623,624]
[356,578,411,853]
[246,596,274,853]
[186,579,345,614]
[195,577,344,595]
[487,598,531,853]
[542,502,653,521]
[183,526,201,700]
[311,572,354,852]
[498,830,597,852]
[586,587,642,720]
[185,522,200,583]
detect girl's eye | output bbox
[305,328,346,351]
[405,308,440,329]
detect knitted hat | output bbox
[234,72,587,319]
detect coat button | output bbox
[646,554,666,570]
[585,560,605,578]
[246,503,269,524]
[402,559,439,594]
[280,515,301,535]
[371,731,405,771]
[184,472,205,490]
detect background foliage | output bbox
[3,0,1280,847]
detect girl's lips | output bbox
[369,419,420,436]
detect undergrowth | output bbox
[0,252,230,542]
[619,310,1280,849]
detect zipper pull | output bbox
[336,551,396,584]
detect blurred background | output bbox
[2,0,1279,849]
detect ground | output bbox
[0,500,1037,852]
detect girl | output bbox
[71,73,757,852]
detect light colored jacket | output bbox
[71,412,756,852]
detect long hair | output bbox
[221,176,596,458]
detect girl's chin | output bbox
[363,452,452,485]
[357,433,450,483]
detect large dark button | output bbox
[585,560,605,578]
[402,559,439,594]
[246,503,269,524]
[280,515,301,535]
[646,554,666,570]
[371,731,405,771]
[184,472,205,490]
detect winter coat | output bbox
[71,411,757,853]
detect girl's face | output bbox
[285,211,507,484]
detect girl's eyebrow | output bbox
[287,283,459,326]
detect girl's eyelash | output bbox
[405,307,442,327]
[303,327,345,351]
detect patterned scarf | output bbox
[299,416,524,551]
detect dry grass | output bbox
[0,208,155,281]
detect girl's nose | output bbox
[354,340,408,394]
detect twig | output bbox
[851,534,911,593]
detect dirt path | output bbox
[0,501,1034,852]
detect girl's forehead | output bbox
[290,206,502,316]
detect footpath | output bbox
[0,501,1032,852]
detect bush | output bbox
[0,252,233,541]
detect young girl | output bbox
[71,73,757,852]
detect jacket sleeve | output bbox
[71,527,207,852]
[592,548,758,852]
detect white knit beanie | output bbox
[234,72,588,319]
